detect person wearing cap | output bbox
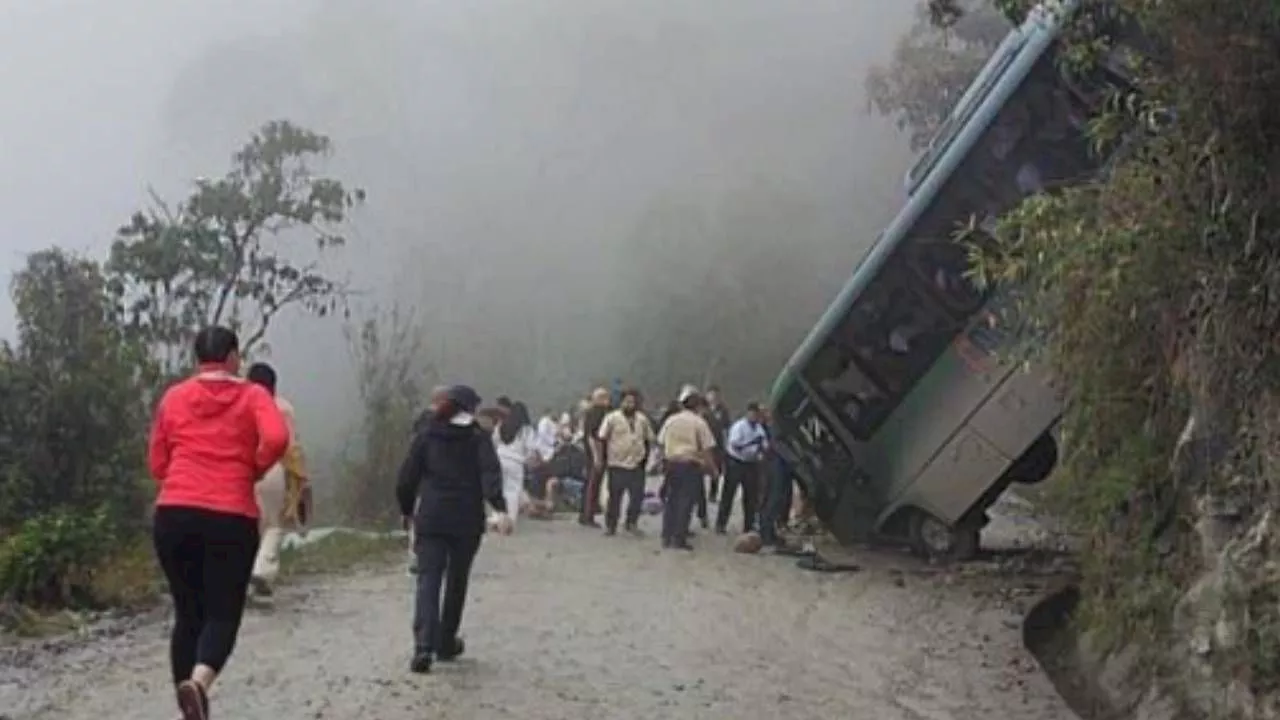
[716,401,769,535]
[656,387,718,551]
[395,384,513,674]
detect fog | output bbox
[0,0,918,456]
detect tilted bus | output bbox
[769,0,1135,559]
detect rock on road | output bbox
[5,517,1076,720]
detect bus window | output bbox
[903,235,991,318]
[802,341,891,439]
[814,264,966,438]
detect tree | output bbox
[865,1,1011,150]
[0,249,152,606]
[335,304,436,524]
[107,120,365,374]
[0,249,151,530]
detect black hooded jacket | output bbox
[395,413,507,537]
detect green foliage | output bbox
[948,0,1280,704]
[0,508,113,607]
[0,250,151,534]
[0,249,151,608]
[106,120,365,374]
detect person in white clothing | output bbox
[245,363,310,598]
[492,401,538,529]
[535,410,559,463]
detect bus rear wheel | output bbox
[908,510,980,563]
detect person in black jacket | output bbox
[395,384,512,674]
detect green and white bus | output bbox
[769,0,1133,560]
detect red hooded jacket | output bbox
[149,368,291,519]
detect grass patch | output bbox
[278,530,405,578]
[88,534,165,609]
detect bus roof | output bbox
[770,2,1076,408]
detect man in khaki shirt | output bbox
[657,387,718,551]
[596,388,655,536]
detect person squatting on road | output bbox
[657,387,718,551]
[148,326,291,720]
[493,401,539,531]
[595,387,655,536]
[579,387,612,527]
[396,384,514,674]
[245,362,312,599]
[716,402,769,535]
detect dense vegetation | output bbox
[879,0,1279,713]
[0,121,367,612]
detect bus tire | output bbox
[1009,433,1059,486]
[908,510,980,563]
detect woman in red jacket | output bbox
[148,326,290,720]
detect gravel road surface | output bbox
[2,508,1077,720]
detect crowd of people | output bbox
[144,325,811,719]
[419,381,808,552]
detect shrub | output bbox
[0,508,114,607]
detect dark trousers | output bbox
[152,506,259,686]
[579,461,604,523]
[413,532,481,655]
[760,457,795,545]
[605,466,646,530]
[661,461,702,545]
[716,457,762,533]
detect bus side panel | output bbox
[869,343,1013,506]
[966,365,1061,461]
[895,427,1009,526]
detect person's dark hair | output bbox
[745,401,760,413]
[681,391,702,410]
[496,395,513,410]
[661,400,680,423]
[246,362,278,394]
[620,387,640,402]
[193,326,239,364]
[498,401,532,444]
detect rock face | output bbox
[1163,498,1278,720]
[1066,496,1280,720]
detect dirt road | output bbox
[3,512,1076,720]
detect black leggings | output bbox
[153,506,260,686]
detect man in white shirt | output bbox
[715,402,769,535]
